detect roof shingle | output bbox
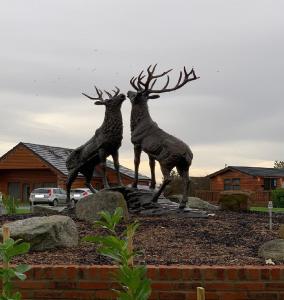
[22,142,150,180]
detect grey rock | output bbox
[258,239,284,261]
[168,195,219,211]
[75,190,129,223]
[0,215,78,251]
[33,205,66,215]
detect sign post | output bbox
[268,201,273,231]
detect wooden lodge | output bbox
[195,166,284,206]
[0,142,150,201]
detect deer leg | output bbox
[99,149,110,189]
[66,169,78,208]
[177,165,190,209]
[112,150,123,186]
[132,145,142,188]
[148,155,156,190]
[82,169,97,193]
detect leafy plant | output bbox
[0,237,31,300]
[272,188,284,208]
[2,195,19,215]
[84,207,151,300]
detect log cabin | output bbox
[0,142,151,201]
[196,166,284,206]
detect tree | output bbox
[274,161,284,169]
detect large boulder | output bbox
[258,239,284,261]
[0,215,78,251]
[167,195,219,211]
[75,190,129,223]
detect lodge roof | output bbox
[208,166,284,178]
[21,142,150,180]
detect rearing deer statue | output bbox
[65,86,126,207]
[127,65,199,209]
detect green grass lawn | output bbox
[250,207,284,213]
[15,208,31,214]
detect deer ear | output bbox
[94,101,105,105]
[148,95,160,99]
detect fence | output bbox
[195,190,272,207]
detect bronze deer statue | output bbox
[65,86,126,207]
[127,65,199,209]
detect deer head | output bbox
[82,86,126,108]
[127,64,199,103]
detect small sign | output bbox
[268,201,273,209]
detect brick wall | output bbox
[12,265,284,300]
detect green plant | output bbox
[219,192,250,211]
[2,195,19,215]
[272,188,284,208]
[0,237,31,300]
[84,207,151,300]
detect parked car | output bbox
[29,187,69,206]
[70,188,95,203]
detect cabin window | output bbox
[224,178,240,190]
[264,178,277,190]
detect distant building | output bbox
[0,142,150,201]
[195,166,284,206]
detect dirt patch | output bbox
[1,211,283,265]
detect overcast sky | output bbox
[0,0,283,181]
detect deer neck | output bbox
[130,101,154,132]
[101,108,122,133]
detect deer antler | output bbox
[130,65,199,95]
[82,86,105,101]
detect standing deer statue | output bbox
[65,86,126,207]
[127,65,199,209]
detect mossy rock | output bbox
[219,192,250,211]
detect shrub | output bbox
[0,236,31,299]
[219,191,251,211]
[2,195,19,215]
[83,207,151,300]
[272,188,284,208]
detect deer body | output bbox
[65,87,125,207]
[128,65,198,209]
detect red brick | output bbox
[270,268,281,280]
[205,283,234,291]
[167,266,182,281]
[226,268,239,280]
[203,267,216,280]
[97,266,116,281]
[234,282,265,291]
[65,266,78,280]
[266,282,284,290]
[238,268,246,280]
[260,269,270,280]
[95,290,116,299]
[248,292,278,300]
[78,281,109,289]
[245,268,260,281]
[53,266,67,280]
[149,291,159,300]
[191,268,202,281]
[54,281,77,289]
[147,266,159,280]
[159,291,186,300]
[219,292,247,300]
[15,280,49,289]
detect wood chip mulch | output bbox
[1,211,283,266]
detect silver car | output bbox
[29,187,69,206]
[70,188,94,203]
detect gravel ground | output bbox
[1,211,283,266]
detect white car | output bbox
[29,187,69,206]
[70,188,95,203]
